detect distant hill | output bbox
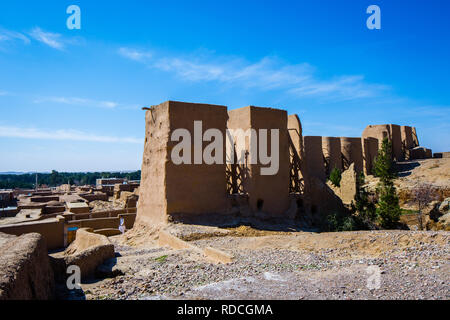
[0,171,36,175]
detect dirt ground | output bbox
[0,209,42,225]
[72,225,449,300]
[89,200,124,212]
[61,158,450,300]
[395,158,450,188]
[366,158,450,210]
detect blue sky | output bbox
[0,0,449,172]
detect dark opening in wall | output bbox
[311,205,317,214]
[257,199,264,211]
[296,198,304,208]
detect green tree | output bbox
[376,182,401,228]
[373,138,401,228]
[373,138,396,183]
[50,170,59,187]
[353,172,377,228]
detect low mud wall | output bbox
[0,216,65,250]
[119,213,136,229]
[0,233,55,300]
[67,217,121,230]
[43,206,66,214]
[30,196,59,203]
[80,193,109,202]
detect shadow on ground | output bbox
[395,161,421,177]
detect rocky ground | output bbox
[366,158,450,211]
[396,158,450,188]
[89,200,124,212]
[0,209,42,225]
[74,227,449,300]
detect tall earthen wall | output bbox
[303,136,326,182]
[287,114,303,161]
[389,124,403,161]
[362,124,390,149]
[340,137,364,173]
[137,101,229,227]
[412,127,419,147]
[362,137,379,175]
[227,106,290,216]
[322,137,342,174]
[401,126,414,151]
[362,124,414,161]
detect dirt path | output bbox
[77,229,449,300]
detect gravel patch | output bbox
[78,230,449,300]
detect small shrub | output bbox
[341,216,356,231]
[325,211,357,232]
[353,172,377,228]
[329,167,342,187]
[155,255,168,263]
[412,183,439,230]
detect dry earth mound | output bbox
[51,228,115,280]
[0,232,55,300]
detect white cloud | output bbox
[34,96,120,109]
[0,28,30,44]
[118,47,152,62]
[29,27,64,50]
[405,105,450,118]
[0,126,142,144]
[153,56,312,88]
[0,90,8,96]
[288,75,388,100]
[119,47,388,101]
[1,27,81,50]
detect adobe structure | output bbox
[136,101,434,228]
[227,106,290,216]
[322,137,342,174]
[340,137,364,173]
[136,101,229,227]
[362,124,427,161]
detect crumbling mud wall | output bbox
[340,137,364,173]
[303,136,326,182]
[0,217,65,250]
[362,124,426,162]
[0,233,55,300]
[389,124,403,161]
[401,126,414,152]
[287,114,303,161]
[362,137,379,175]
[132,100,431,229]
[228,106,290,217]
[409,147,426,159]
[412,127,419,147]
[327,163,358,205]
[137,101,229,227]
[287,114,306,195]
[63,228,115,279]
[362,124,390,149]
[307,176,347,224]
[322,137,342,174]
